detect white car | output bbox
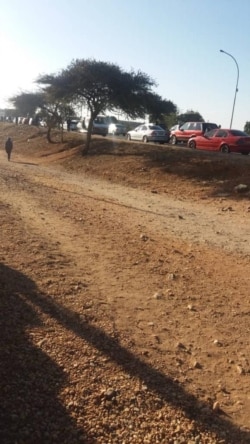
[108,123,126,136]
[76,120,87,132]
[127,124,169,144]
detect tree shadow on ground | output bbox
[0,263,89,444]
[11,160,38,166]
[23,280,250,444]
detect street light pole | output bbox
[220,49,239,129]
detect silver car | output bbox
[127,124,169,144]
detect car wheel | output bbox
[242,152,249,155]
[127,134,131,141]
[220,144,230,153]
[143,136,148,143]
[189,140,196,149]
[170,135,177,145]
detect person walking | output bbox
[5,137,13,161]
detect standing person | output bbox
[5,137,13,161]
[67,118,71,131]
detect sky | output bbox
[0,0,249,129]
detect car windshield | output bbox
[148,125,162,130]
[205,129,217,137]
[230,130,249,136]
[204,123,218,131]
[95,117,107,124]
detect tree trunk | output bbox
[60,124,64,143]
[46,126,53,143]
[82,117,94,155]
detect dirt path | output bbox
[1,150,250,443]
[3,153,250,254]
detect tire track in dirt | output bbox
[1,159,250,256]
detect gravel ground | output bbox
[1,123,250,443]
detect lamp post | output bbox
[220,49,239,129]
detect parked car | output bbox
[69,119,79,131]
[157,123,170,141]
[188,128,250,155]
[76,120,86,132]
[170,124,180,132]
[127,123,169,144]
[108,122,127,136]
[85,116,108,136]
[39,119,47,127]
[63,119,80,131]
[170,122,219,145]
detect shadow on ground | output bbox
[11,160,38,166]
[0,263,88,444]
[3,262,247,444]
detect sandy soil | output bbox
[1,123,250,443]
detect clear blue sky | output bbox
[0,0,249,129]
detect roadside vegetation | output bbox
[8,59,177,153]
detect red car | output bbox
[170,121,219,145]
[188,128,250,155]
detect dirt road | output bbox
[1,145,250,443]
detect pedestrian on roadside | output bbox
[67,118,71,131]
[5,137,13,161]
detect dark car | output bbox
[170,122,219,145]
[188,128,250,155]
[63,119,80,131]
[84,116,108,136]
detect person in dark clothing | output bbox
[5,137,13,161]
[67,119,71,131]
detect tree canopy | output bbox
[9,91,74,142]
[9,58,178,152]
[37,58,176,152]
[177,110,204,124]
[9,92,44,117]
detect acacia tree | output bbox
[148,96,177,124]
[163,112,180,130]
[177,110,204,124]
[37,59,176,153]
[37,97,75,143]
[9,91,74,142]
[9,92,44,119]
